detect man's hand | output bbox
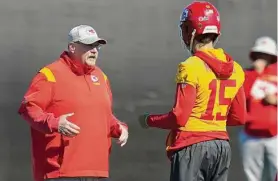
[117,124,128,147]
[263,94,277,105]
[138,113,149,128]
[58,113,80,137]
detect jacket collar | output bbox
[60,51,95,75]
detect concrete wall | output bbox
[0,0,276,180]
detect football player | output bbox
[138,1,246,181]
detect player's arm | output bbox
[145,62,197,129]
[18,70,59,133]
[104,74,128,138]
[227,86,246,126]
[146,83,196,129]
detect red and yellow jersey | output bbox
[147,48,246,157]
[176,49,245,132]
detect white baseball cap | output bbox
[68,25,107,45]
[251,36,277,57]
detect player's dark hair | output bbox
[195,33,218,45]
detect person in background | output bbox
[18,25,129,181]
[240,36,277,181]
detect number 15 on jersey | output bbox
[200,79,236,121]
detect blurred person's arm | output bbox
[263,93,277,106]
[262,63,277,106]
[243,71,250,100]
[227,86,246,126]
[146,83,196,129]
[243,70,257,112]
[18,72,59,133]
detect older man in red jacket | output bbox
[18,25,128,181]
[240,36,277,181]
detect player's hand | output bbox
[138,113,149,129]
[58,113,80,137]
[117,124,128,147]
[263,94,277,105]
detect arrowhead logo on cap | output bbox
[88,29,95,34]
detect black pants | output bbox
[45,177,110,181]
[170,140,231,181]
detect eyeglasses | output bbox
[76,42,102,51]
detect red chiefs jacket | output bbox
[18,51,127,181]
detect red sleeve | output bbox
[243,70,259,112]
[18,73,59,133]
[243,71,253,99]
[244,70,260,99]
[147,83,196,129]
[105,78,127,138]
[227,86,246,126]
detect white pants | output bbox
[239,130,277,181]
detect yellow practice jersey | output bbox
[175,48,245,132]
